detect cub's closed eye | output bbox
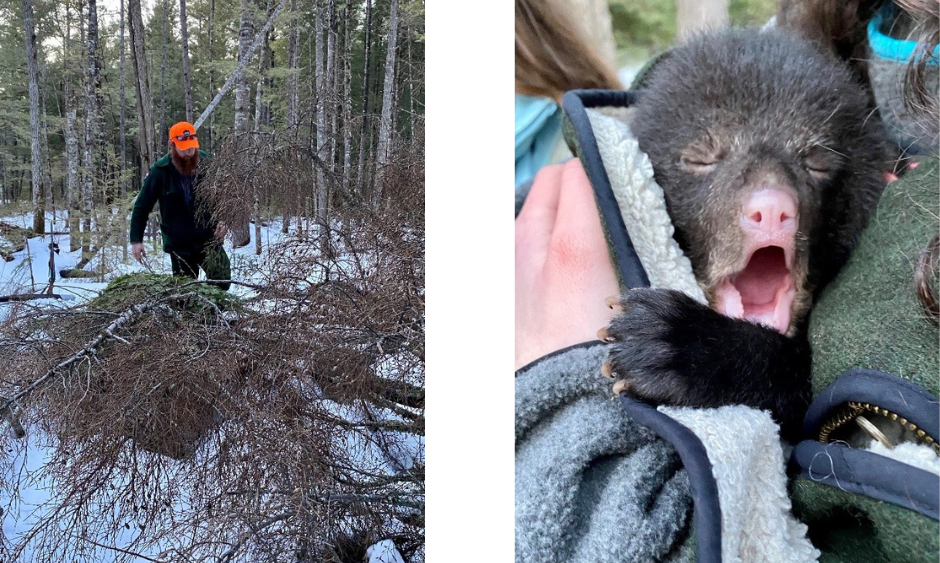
[803,158,832,179]
[679,155,721,174]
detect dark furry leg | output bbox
[602,288,812,442]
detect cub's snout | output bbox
[713,187,801,334]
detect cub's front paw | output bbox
[599,288,712,406]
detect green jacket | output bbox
[809,157,939,396]
[129,150,217,252]
[795,157,940,563]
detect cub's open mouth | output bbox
[714,246,796,334]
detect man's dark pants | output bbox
[169,245,232,291]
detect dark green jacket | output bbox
[795,157,939,563]
[809,157,939,396]
[129,150,217,252]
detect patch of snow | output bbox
[367,539,405,563]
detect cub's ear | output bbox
[776,0,881,81]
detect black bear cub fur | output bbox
[603,28,892,441]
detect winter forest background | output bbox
[0,0,426,560]
[0,0,423,235]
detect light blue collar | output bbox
[515,94,562,189]
[868,3,939,65]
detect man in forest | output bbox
[129,121,231,291]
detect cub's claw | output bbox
[600,360,614,379]
[612,379,631,395]
[603,288,699,405]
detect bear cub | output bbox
[600,28,893,440]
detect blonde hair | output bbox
[515,0,622,102]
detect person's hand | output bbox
[131,243,146,264]
[215,221,228,240]
[515,159,621,370]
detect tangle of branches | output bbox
[0,130,425,563]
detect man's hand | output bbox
[131,243,146,264]
[515,159,620,370]
[215,221,228,241]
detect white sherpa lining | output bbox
[585,110,708,305]
[868,440,940,475]
[662,406,820,563]
[585,107,820,562]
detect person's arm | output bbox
[129,169,160,262]
[129,169,161,243]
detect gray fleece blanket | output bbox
[515,345,695,563]
[516,105,822,563]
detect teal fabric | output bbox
[868,3,939,65]
[515,94,562,189]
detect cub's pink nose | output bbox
[742,189,797,233]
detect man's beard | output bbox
[170,146,200,176]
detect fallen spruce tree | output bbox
[33,273,244,460]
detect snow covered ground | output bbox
[0,210,285,303]
[0,211,417,562]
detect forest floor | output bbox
[0,209,411,563]
[0,209,283,305]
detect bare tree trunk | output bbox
[252,0,270,255]
[39,72,53,218]
[286,0,299,137]
[65,108,80,252]
[254,61,263,134]
[82,0,101,255]
[208,0,215,150]
[22,0,44,235]
[118,0,128,261]
[341,0,352,196]
[0,152,6,204]
[367,63,381,192]
[16,156,25,201]
[282,0,299,235]
[230,0,255,247]
[254,198,262,255]
[63,0,80,252]
[677,0,729,40]
[233,0,254,136]
[407,20,414,139]
[160,0,168,142]
[129,0,156,170]
[253,0,270,134]
[373,0,398,207]
[314,0,328,241]
[315,0,325,140]
[356,0,371,192]
[327,0,337,168]
[180,0,193,122]
[119,0,127,197]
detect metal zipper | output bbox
[818,401,940,456]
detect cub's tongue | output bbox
[714,246,795,334]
